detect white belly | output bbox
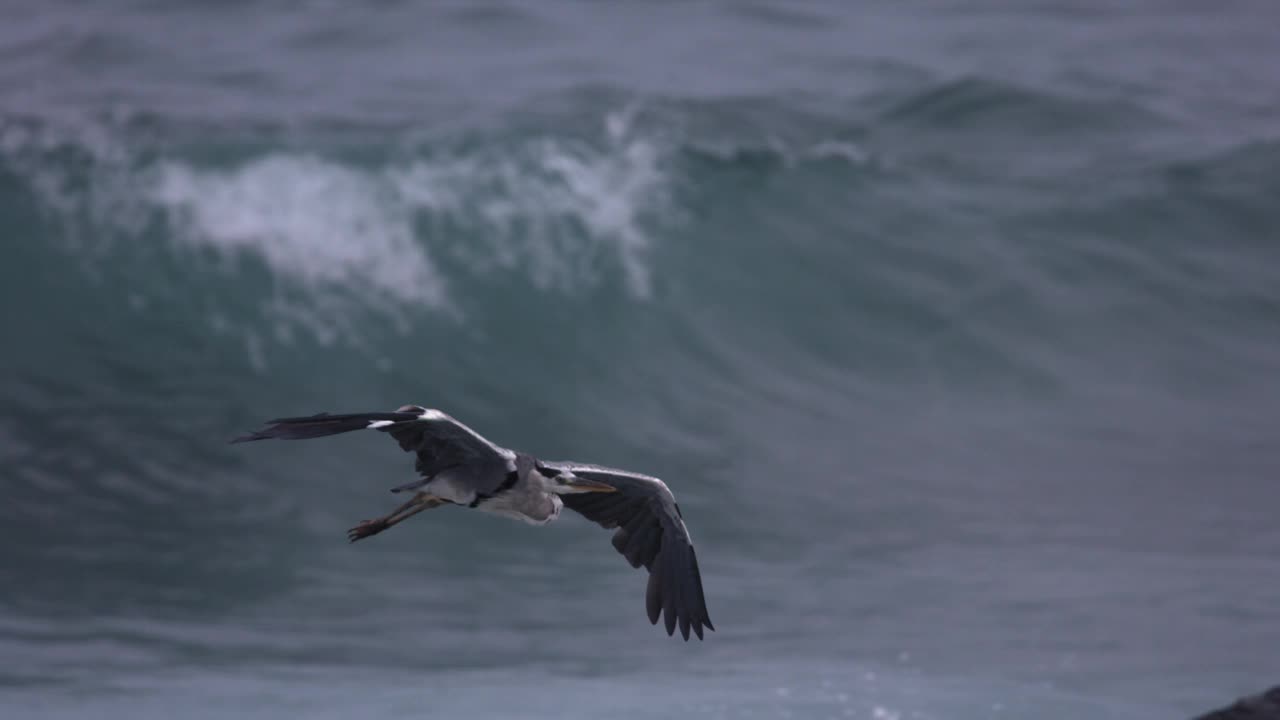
[475,493,563,526]
[424,474,478,506]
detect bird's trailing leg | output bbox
[347,492,445,542]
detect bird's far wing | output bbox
[232,406,515,483]
[381,408,515,481]
[545,461,713,641]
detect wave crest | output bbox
[149,154,448,308]
[3,109,672,326]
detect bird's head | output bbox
[534,463,618,495]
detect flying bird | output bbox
[231,405,713,640]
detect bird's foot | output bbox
[347,519,387,543]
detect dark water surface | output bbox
[2,2,1279,718]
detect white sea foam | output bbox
[142,109,665,310]
[3,111,672,367]
[388,107,666,297]
[806,139,871,165]
[7,109,670,317]
[146,154,448,309]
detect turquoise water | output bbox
[2,2,1279,718]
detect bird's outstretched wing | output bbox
[232,406,515,481]
[544,461,714,641]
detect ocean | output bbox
[2,1,1278,718]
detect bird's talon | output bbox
[347,519,385,542]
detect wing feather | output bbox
[545,461,713,641]
[232,407,515,492]
[381,408,515,486]
[646,568,662,625]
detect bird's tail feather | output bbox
[230,411,419,443]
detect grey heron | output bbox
[231,405,714,640]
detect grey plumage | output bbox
[544,462,712,640]
[232,405,714,640]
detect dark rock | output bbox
[1193,686,1280,720]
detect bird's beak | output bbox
[566,477,618,493]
